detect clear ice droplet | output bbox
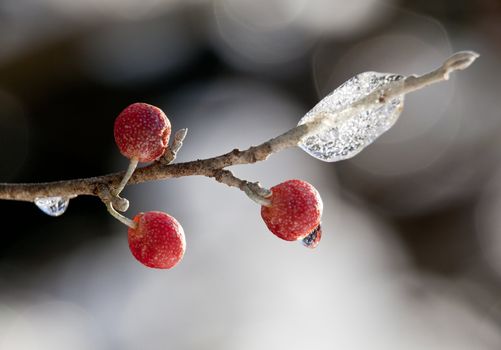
[34,196,70,217]
[298,72,405,162]
[301,225,322,249]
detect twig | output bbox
[0,123,314,203]
[0,51,478,205]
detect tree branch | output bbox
[0,51,478,205]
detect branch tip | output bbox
[113,196,129,212]
[444,51,479,71]
[162,128,188,164]
[174,128,188,143]
[442,51,479,79]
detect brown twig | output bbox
[0,123,313,204]
[0,51,479,206]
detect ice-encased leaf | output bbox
[34,196,70,217]
[298,72,405,162]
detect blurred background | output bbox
[0,0,501,349]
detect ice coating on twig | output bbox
[298,72,405,162]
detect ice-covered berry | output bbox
[114,102,171,163]
[128,211,185,269]
[261,179,323,242]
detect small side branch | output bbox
[209,169,271,206]
[162,128,189,164]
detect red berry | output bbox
[261,179,323,241]
[114,102,171,162]
[128,211,185,269]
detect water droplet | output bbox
[34,196,70,217]
[302,225,322,249]
[298,72,405,162]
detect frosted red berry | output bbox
[114,102,171,162]
[261,179,323,242]
[128,211,186,269]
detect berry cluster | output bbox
[113,103,185,269]
[111,103,323,269]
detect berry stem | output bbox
[243,183,272,206]
[113,157,139,197]
[105,201,136,229]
